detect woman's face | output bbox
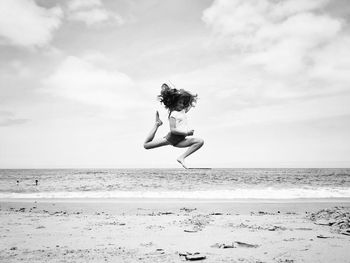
[184,105,192,113]
[176,98,186,111]
[177,98,191,112]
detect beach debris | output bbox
[340,229,350,236]
[294,227,313,231]
[268,225,287,231]
[250,211,275,216]
[259,211,268,215]
[231,222,287,232]
[179,252,206,261]
[186,254,206,261]
[210,243,223,248]
[210,212,223,215]
[257,211,275,215]
[223,243,235,249]
[36,225,45,229]
[307,206,350,234]
[48,211,69,216]
[316,235,332,239]
[283,238,296,241]
[184,229,198,233]
[181,214,213,232]
[211,241,259,249]
[210,242,235,248]
[314,219,332,226]
[159,211,174,215]
[235,241,259,248]
[182,208,197,213]
[180,207,197,213]
[283,237,305,242]
[10,247,17,250]
[154,248,165,254]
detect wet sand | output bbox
[1,198,349,263]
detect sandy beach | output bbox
[0,199,349,263]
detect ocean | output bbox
[0,168,349,199]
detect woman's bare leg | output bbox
[144,137,170,149]
[144,111,170,149]
[174,137,204,168]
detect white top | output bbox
[169,110,189,133]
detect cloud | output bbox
[66,0,123,26]
[197,0,350,126]
[0,111,29,127]
[41,54,143,114]
[67,0,101,11]
[0,0,62,48]
[0,0,123,48]
[0,118,29,127]
[202,0,341,74]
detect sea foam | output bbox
[1,187,350,199]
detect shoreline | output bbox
[1,198,350,215]
[2,197,350,202]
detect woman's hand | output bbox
[187,129,194,136]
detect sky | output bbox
[0,0,350,168]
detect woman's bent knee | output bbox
[196,138,204,146]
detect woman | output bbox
[143,83,204,169]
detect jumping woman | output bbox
[143,83,204,169]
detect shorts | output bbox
[164,132,186,146]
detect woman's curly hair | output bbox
[157,83,198,112]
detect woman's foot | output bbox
[155,111,163,126]
[177,157,187,169]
